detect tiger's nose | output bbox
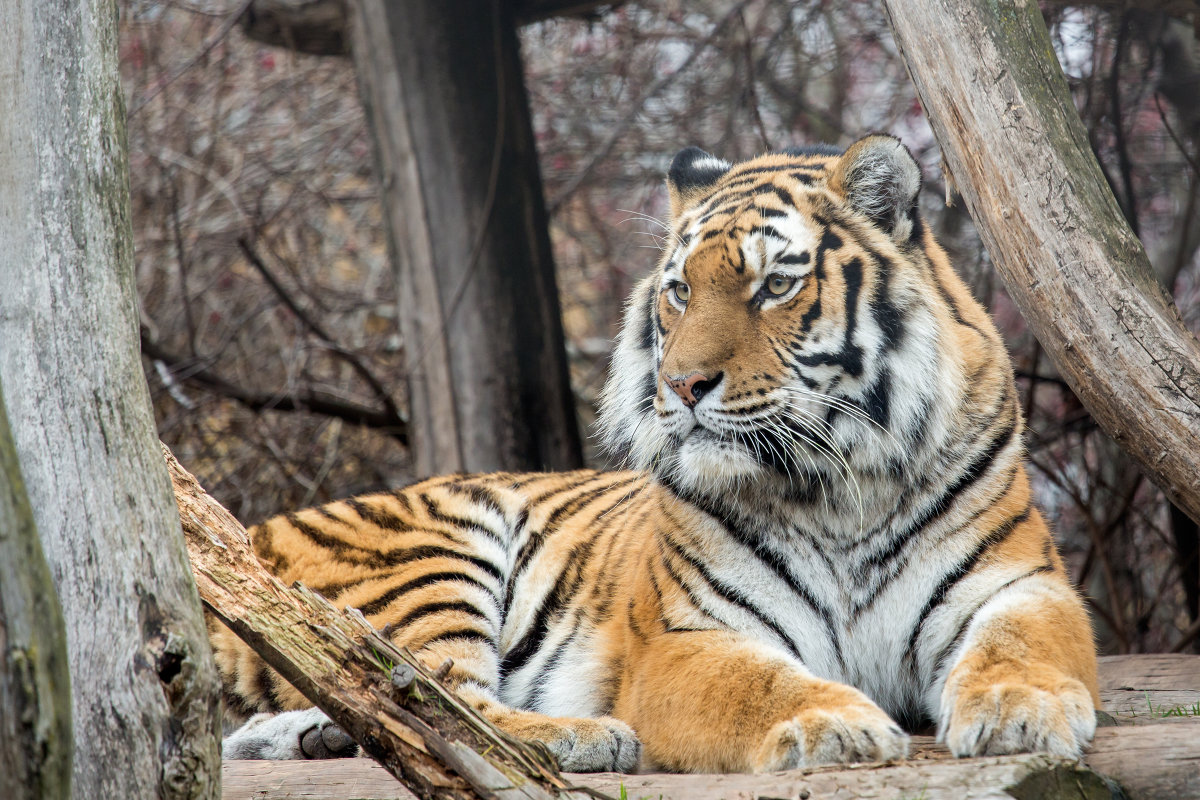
[665,371,724,408]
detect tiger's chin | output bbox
[665,435,774,496]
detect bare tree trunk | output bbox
[882,0,1200,525]
[167,445,597,800]
[347,0,583,477]
[0,392,72,799]
[0,2,221,797]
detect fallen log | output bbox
[166,443,601,800]
[222,718,1200,800]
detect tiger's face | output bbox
[600,135,948,499]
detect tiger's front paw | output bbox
[940,675,1096,758]
[753,693,909,770]
[525,715,641,773]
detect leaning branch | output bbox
[166,443,601,800]
[883,0,1200,523]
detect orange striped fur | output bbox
[214,135,1097,771]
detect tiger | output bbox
[214,134,1099,773]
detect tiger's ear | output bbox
[827,134,922,241]
[667,146,731,220]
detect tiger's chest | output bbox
[497,504,942,726]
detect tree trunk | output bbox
[0,2,222,797]
[347,0,583,477]
[0,392,72,799]
[167,445,597,800]
[881,0,1200,525]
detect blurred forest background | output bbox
[118,0,1199,654]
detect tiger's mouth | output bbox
[668,403,844,481]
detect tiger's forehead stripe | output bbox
[665,176,830,280]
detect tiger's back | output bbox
[212,470,652,715]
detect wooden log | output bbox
[225,720,1200,800]
[881,0,1200,523]
[167,444,599,800]
[1098,654,1200,690]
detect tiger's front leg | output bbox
[937,576,1099,757]
[613,629,909,772]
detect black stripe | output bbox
[346,497,411,533]
[656,475,841,668]
[659,533,804,662]
[526,612,584,708]
[500,537,598,678]
[359,570,497,616]
[421,494,505,544]
[928,562,1055,680]
[862,368,891,429]
[378,544,503,581]
[444,482,508,519]
[795,252,863,377]
[905,506,1033,663]
[769,185,797,209]
[777,251,810,265]
[862,416,1017,571]
[508,477,641,598]
[285,513,376,564]
[414,628,496,651]
[394,599,492,630]
[757,224,787,242]
[655,541,721,628]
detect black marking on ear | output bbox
[668,147,731,193]
[781,143,844,157]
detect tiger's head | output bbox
[599,134,1007,505]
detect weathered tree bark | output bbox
[167,445,600,800]
[0,2,222,797]
[0,392,72,799]
[882,0,1200,524]
[346,0,583,477]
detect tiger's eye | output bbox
[766,275,796,296]
[673,282,691,304]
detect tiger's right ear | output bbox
[667,147,731,220]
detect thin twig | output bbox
[129,0,254,117]
[236,237,406,432]
[546,1,752,215]
[141,327,408,443]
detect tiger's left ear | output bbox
[827,134,922,242]
[667,146,732,220]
